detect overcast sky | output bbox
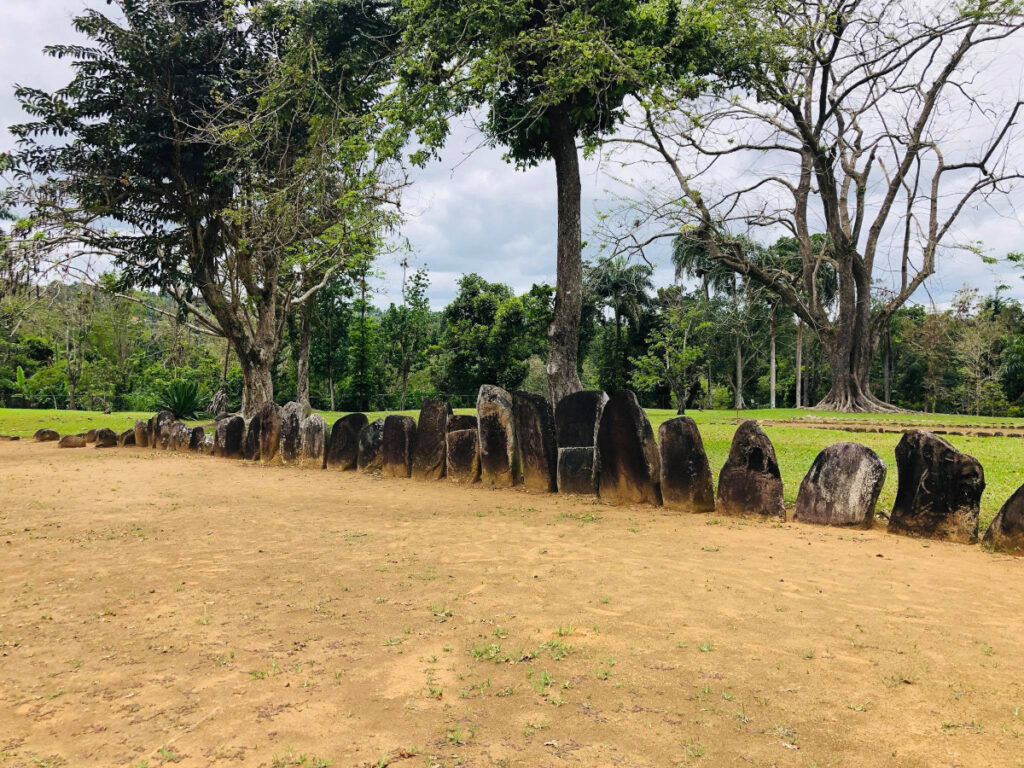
[3,0,1023,310]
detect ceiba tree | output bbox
[397,0,720,404]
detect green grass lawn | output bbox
[3,405,1022,529]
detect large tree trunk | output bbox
[241,360,274,419]
[545,109,584,406]
[733,337,745,409]
[296,301,312,411]
[769,307,776,409]
[795,318,803,408]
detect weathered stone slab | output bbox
[983,482,1024,555]
[658,417,715,513]
[85,429,98,444]
[357,418,385,472]
[150,411,175,450]
[34,428,59,442]
[258,402,283,462]
[596,390,661,505]
[888,430,983,544]
[133,420,150,448]
[411,398,452,480]
[717,420,784,517]
[243,413,262,461]
[447,414,478,432]
[478,385,519,487]
[215,415,245,459]
[279,402,304,463]
[300,414,326,465]
[794,442,886,528]
[169,422,193,451]
[513,391,557,492]
[118,429,136,447]
[59,434,87,448]
[188,426,206,452]
[446,428,480,484]
[325,413,367,470]
[557,446,598,495]
[554,390,608,448]
[201,434,215,455]
[382,415,417,478]
[95,428,118,448]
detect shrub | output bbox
[154,379,205,420]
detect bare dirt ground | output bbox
[2,442,1023,768]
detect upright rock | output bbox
[215,415,245,459]
[279,402,304,463]
[324,413,367,470]
[357,418,385,472]
[888,430,983,544]
[94,428,118,448]
[410,398,452,480]
[513,391,557,492]
[59,434,87,448]
[133,419,150,448]
[169,422,192,451]
[447,415,478,432]
[983,482,1024,555]
[188,426,205,452]
[554,390,608,496]
[258,402,283,462]
[243,412,262,461]
[717,420,785,517]
[596,390,661,505]
[300,414,327,466]
[118,429,136,447]
[477,385,519,487]
[382,415,417,478]
[34,428,59,442]
[659,417,715,513]
[446,429,481,484]
[85,429,98,444]
[150,411,175,450]
[794,443,886,528]
[200,434,215,455]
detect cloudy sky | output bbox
[3,0,1023,310]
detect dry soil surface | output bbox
[2,442,1023,768]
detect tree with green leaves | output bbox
[630,287,707,412]
[398,0,720,404]
[381,267,433,409]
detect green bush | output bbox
[154,379,205,420]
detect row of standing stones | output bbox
[32,385,1024,555]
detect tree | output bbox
[381,267,433,409]
[630,287,707,412]
[587,256,654,393]
[11,0,403,416]
[398,0,719,404]
[617,0,1024,411]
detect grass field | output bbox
[3,405,1023,529]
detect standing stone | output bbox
[258,402,283,462]
[983,482,1024,555]
[94,428,118,448]
[85,429,98,444]
[324,413,368,470]
[554,390,608,496]
[447,415,478,432]
[300,414,327,466]
[133,419,150,448]
[717,420,785,517]
[513,391,557,492]
[888,430,984,544]
[150,411,175,450]
[794,443,886,528]
[357,418,385,472]
[118,429,136,447]
[59,434,87,448]
[446,429,481,484]
[658,417,715,514]
[243,412,262,461]
[477,385,519,487]
[596,390,661,505]
[34,428,59,442]
[188,426,205,452]
[201,434,215,455]
[170,422,193,451]
[215,415,245,459]
[279,402,304,463]
[382,415,417,478]
[411,398,452,480]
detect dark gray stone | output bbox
[513,391,557,492]
[658,417,715,514]
[300,414,326,465]
[794,442,886,528]
[215,416,245,459]
[85,429,98,444]
[717,420,785,517]
[34,428,59,442]
[167,422,192,451]
[382,415,417,478]
[59,434,87,448]
[258,402,283,462]
[557,446,598,496]
[279,402,304,463]
[888,430,983,544]
[133,419,150,448]
[446,428,480,484]
[596,390,661,505]
[188,426,206,452]
[554,390,608,448]
[150,411,175,450]
[447,415,478,432]
[983,482,1024,555]
[411,398,452,480]
[325,413,368,470]
[94,428,118,448]
[243,413,262,461]
[477,385,519,487]
[357,418,385,473]
[118,429,136,447]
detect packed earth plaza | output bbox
[2,387,1024,767]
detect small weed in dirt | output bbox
[698,640,715,653]
[158,745,184,763]
[446,725,473,745]
[270,750,331,768]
